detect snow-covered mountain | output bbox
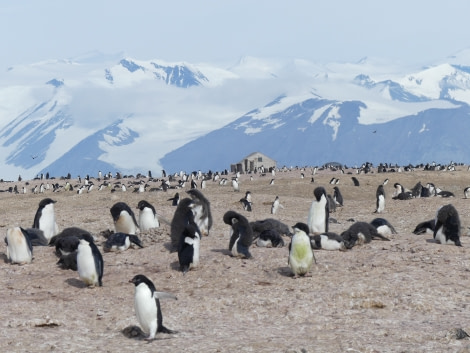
[1,50,470,180]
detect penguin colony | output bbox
[1,163,468,345]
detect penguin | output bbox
[351,177,360,186]
[244,191,252,204]
[370,218,397,236]
[333,186,343,206]
[288,222,315,278]
[5,227,33,264]
[223,210,253,259]
[375,184,385,213]
[57,251,78,271]
[341,221,390,249]
[168,192,180,206]
[178,223,201,274]
[110,202,139,235]
[269,178,275,185]
[129,274,177,340]
[103,233,144,252]
[32,198,59,244]
[232,179,240,192]
[186,189,213,237]
[329,177,337,185]
[310,232,347,251]
[434,204,462,246]
[256,229,285,248]
[54,234,81,257]
[464,187,470,199]
[307,186,329,234]
[271,196,283,214]
[437,190,455,198]
[327,194,336,213]
[412,219,435,235]
[137,200,160,231]
[170,198,198,251]
[250,218,293,239]
[76,234,103,287]
[240,198,252,212]
[22,228,48,246]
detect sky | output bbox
[1,0,470,69]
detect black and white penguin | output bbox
[103,233,144,252]
[434,204,462,246]
[137,200,160,231]
[288,222,315,278]
[129,274,177,340]
[168,192,180,206]
[186,189,213,237]
[351,177,360,186]
[232,178,240,192]
[310,232,347,251]
[271,196,283,215]
[412,219,435,235]
[170,198,197,251]
[5,227,33,264]
[370,217,397,237]
[250,218,293,240]
[240,198,252,212]
[178,223,201,274]
[375,185,385,213]
[77,234,103,287]
[333,186,343,206]
[32,198,59,244]
[464,187,470,199]
[223,210,253,259]
[110,202,139,235]
[256,229,285,248]
[341,221,390,249]
[307,186,329,234]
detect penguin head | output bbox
[292,222,310,235]
[130,274,156,293]
[313,187,327,202]
[137,200,155,212]
[38,198,56,209]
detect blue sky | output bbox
[1,0,469,68]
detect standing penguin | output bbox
[223,210,253,259]
[307,186,329,234]
[375,185,386,213]
[271,196,283,215]
[110,202,139,235]
[178,223,201,274]
[5,227,33,264]
[288,222,315,278]
[333,186,343,206]
[434,204,462,246]
[130,274,177,340]
[32,198,59,244]
[168,192,180,206]
[137,200,160,231]
[186,189,213,237]
[76,234,103,287]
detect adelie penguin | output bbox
[32,198,59,244]
[341,221,390,249]
[256,229,285,248]
[137,200,160,231]
[5,227,33,264]
[288,222,315,278]
[433,204,462,246]
[103,232,144,252]
[223,210,253,259]
[333,186,343,206]
[375,185,385,213]
[110,202,139,235]
[310,232,347,251]
[77,233,103,287]
[130,274,177,340]
[307,186,329,234]
[186,189,213,237]
[178,222,201,274]
[370,218,397,237]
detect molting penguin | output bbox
[256,229,285,248]
[137,200,160,231]
[130,274,177,340]
[370,218,397,237]
[178,223,201,274]
[186,189,213,237]
[434,204,462,246]
[32,198,59,244]
[288,222,315,278]
[77,234,103,287]
[5,227,33,264]
[307,186,329,234]
[110,202,139,235]
[310,232,347,251]
[375,185,385,213]
[412,219,435,235]
[223,210,253,259]
[103,233,144,252]
[341,221,390,249]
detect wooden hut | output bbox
[230,152,276,173]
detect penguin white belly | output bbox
[139,209,159,231]
[77,244,98,286]
[257,238,272,248]
[184,235,200,268]
[115,212,137,234]
[377,195,385,213]
[308,201,326,233]
[434,227,447,244]
[134,284,157,338]
[40,205,58,241]
[320,235,342,251]
[6,228,32,264]
[289,237,313,275]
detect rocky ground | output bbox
[1,166,470,353]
